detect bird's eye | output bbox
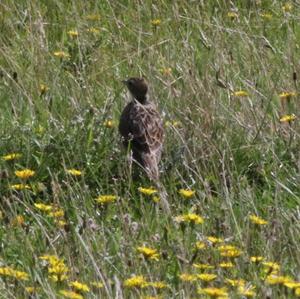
[128,80,134,85]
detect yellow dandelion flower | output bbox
[179,273,197,282]
[218,245,242,258]
[10,183,31,190]
[279,91,297,99]
[160,67,172,76]
[266,275,293,285]
[262,261,280,273]
[296,288,300,296]
[40,254,69,282]
[48,208,64,218]
[233,90,248,97]
[195,241,206,250]
[175,213,204,224]
[15,169,35,179]
[178,189,195,198]
[40,83,49,95]
[0,266,29,281]
[280,114,297,123]
[250,256,264,263]
[207,236,224,244]
[198,287,228,297]
[137,246,160,261]
[90,281,104,288]
[2,153,22,161]
[67,30,79,37]
[69,281,90,292]
[282,3,293,12]
[193,263,214,270]
[87,27,100,34]
[219,262,234,268]
[284,281,300,289]
[151,19,161,26]
[56,219,67,227]
[34,203,53,212]
[25,286,38,294]
[138,187,158,196]
[225,278,245,287]
[238,286,256,297]
[124,275,147,288]
[197,273,217,282]
[165,120,181,128]
[146,281,167,289]
[11,215,25,227]
[249,214,268,225]
[86,14,100,21]
[227,12,238,19]
[260,13,272,20]
[67,169,82,176]
[103,120,115,128]
[95,195,117,204]
[53,51,70,59]
[59,290,83,299]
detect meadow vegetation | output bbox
[1,1,300,298]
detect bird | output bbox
[119,77,164,181]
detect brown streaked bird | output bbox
[119,77,164,181]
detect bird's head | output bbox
[122,77,148,104]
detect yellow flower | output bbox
[53,51,70,59]
[67,169,82,176]
[195,241,206,250]
[152,196,160,203]
[87,27,100,34]
[40,255,69,282]
[198,287,228,297]
[103,120,115,128]
[151,19,161,26]
[282,3,293,12]
[233,90,248,97]
[266,275,293,285]
[0,266,29,280]
[219,262,234,268]
[57,220,67,227]
[48,208,64,218]
[11,215,25,227]
[10,183,31,190]
[146,281,167,289]
[90,281,104,288]
[218,245,242,258]
[193,263,214,270]
[138,187,158,196]
[69,281,90,292]
[280,114,297,123]
[59,290,83,299]
[179,273,197,282]
[284,281,300,289]
[175,213,204,224]
[95,195,117,204]
[124,275,147,288]
[260,13,272,20]
[86,14,100,21]
[207,236,224,244]
[238,286,256,297]
[250,256,264,263]
[296,288,300,296]
[34,203,53,212]
[137,246,160,261]
[227,12,238,19]
[178,189,195,198]
[249,214,268,225]
[225,278,245,287]
[15,169,35,179]
[67,30,79,37]
[2,153,22,161]
[165,121,181,128]
[39,83,49,94]
[197,273,217,282]
[279,91,297,99]
[25,287,38,294]
[160,67,172,76]
[262,261,280,273]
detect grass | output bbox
[1,0,300,298]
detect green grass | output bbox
[1,0,300,298]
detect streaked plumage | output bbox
[119,78,164,180]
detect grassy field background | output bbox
[1,0,300,298]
